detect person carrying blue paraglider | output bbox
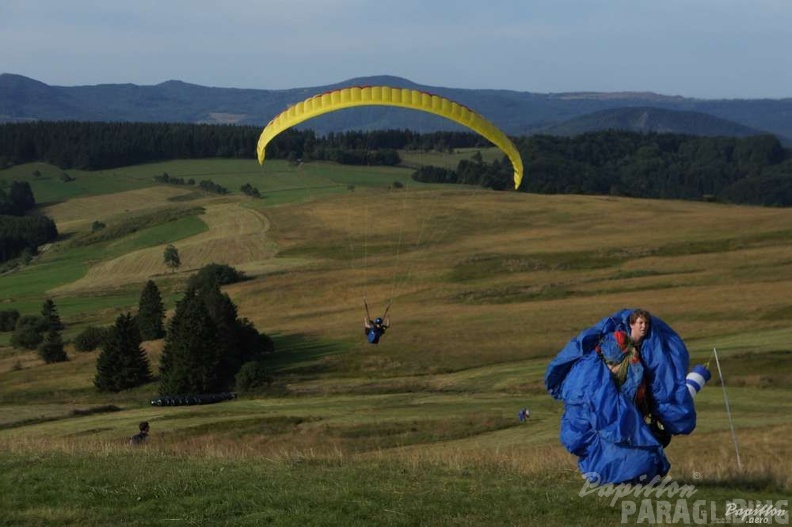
[545,308,710,484]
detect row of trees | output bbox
[152,172,230,195]
[92,279,166,391]
[0,122,482,171]
[5,264,271,395]
[0,121,260,170]
[240,183,261,198]
[3,122,792,206]
[1,299,67,363]
[92,265,270,395]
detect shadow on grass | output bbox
[266,332,350,376]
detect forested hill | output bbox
[535,107,765,138]
[1,73,791,143]
[1,122,792,207]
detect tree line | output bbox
[152,172,230,195]
[3,264,273,395]
[420,132,792,206]
[0,122,484,170]
[2,122,792,205]
[0,121,260,170]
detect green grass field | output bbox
[1,157,790,525]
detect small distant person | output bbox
[364,314,390,344]
[517,408,530,423]
[129,421,150,445]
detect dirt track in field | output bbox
[51,203,281,294]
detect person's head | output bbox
[374,317,383,326]
[139,421,150,434]
[628,309,651,343]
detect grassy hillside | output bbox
[1,157,790,525]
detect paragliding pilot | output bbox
[129,421,150,445]
[363,299,390,344]
[545,308,703,484]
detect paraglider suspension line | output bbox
[364,297,391,322]
[713,347,742,470]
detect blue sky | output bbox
[1,0,790,99]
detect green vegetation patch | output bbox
[1,163,157,204]
[759,304,792,321]
[0,249,92,301]
[451,280,689,305]
[68,206,204,248]
[720,350,792,376]
[454,284,577,304]
[279,240,422,261]
[0,210,205,313]
[322,413,516,451]
[606,269,668,280]
[166,415,314,437]
[451,229,792,283]
[450,251,626,282]
[0,451,608,527]
[167,191,206,202]
[1,449,788,527]
[266,333,351,376]
[0,404,122,430]
[647,229,792,258]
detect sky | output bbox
[1,0,790,99]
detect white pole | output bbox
[713,347,742,470]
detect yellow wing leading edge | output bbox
[256,86,524,190]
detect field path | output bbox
[52,203,279,293]
[43,186,195,235]
[177,203,275,262]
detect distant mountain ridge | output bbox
[1,73,790,143]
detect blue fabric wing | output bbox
[545,314,620,399]
[559,353,669,483]
[545,308,697,484]
[638,316,696,434]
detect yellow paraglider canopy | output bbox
[256,86,524,189]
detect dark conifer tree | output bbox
[137,280,166,340]
[199,284,243,387]
[158,286,220,395]
[38,327,68,363]
[94,313,151,392]
[40,298,64,331]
